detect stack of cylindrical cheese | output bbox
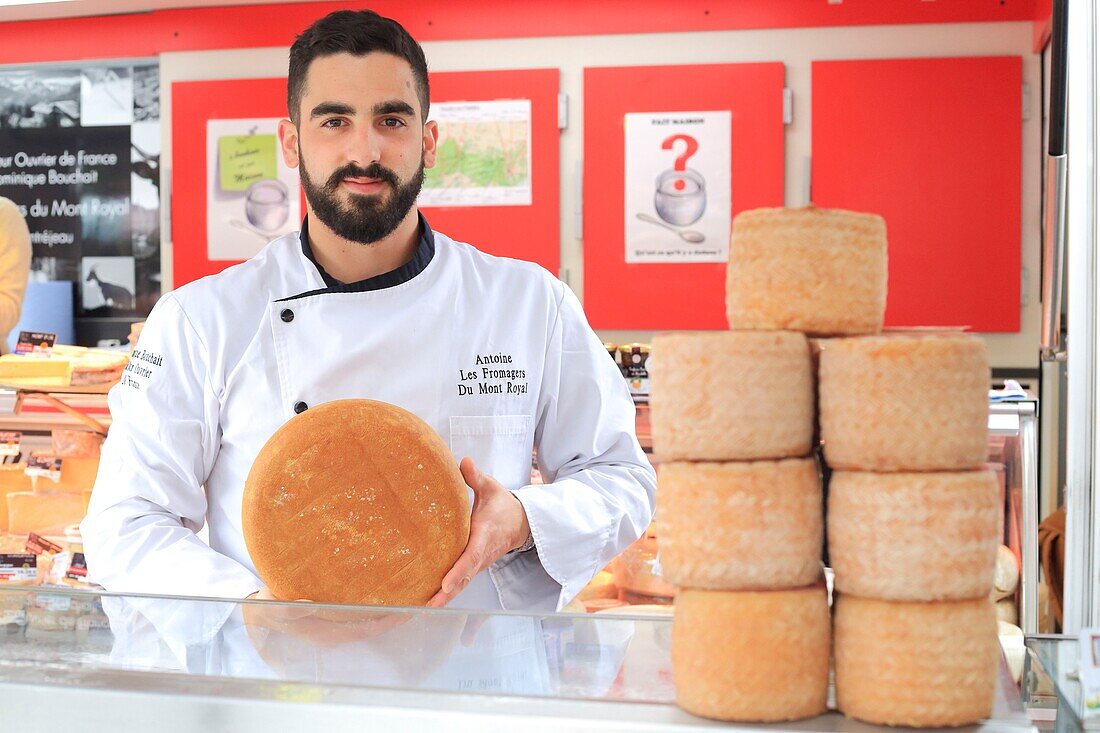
[820,333,1000,727]
[652,205,999,725]
[651,330,828,722]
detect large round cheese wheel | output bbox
[659,459,823,589]
[994,544,1020,599]
[673,586,829,722]
[725,206,887,336]
[819,334,990,471]
[650,331,813,461]
[834,595,998,727]
[243,399,470,605]
[828,470,999,601]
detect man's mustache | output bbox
[324,163,400,192]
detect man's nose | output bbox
[346,124,382,168]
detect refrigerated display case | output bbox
[0,586,1034,731]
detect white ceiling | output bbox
[0,0,332,23]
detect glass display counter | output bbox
[0,586,1034,731]
[1025,635,1099,731]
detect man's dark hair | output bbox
[287,9,430,125]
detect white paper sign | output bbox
[624,111,731,263]
[420,99,532,207]
[206,118,301,261]
[1080,628,1100,715]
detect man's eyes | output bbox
[319,117,406,129]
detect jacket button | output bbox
[280,309,294,323]
[294,401,308,414]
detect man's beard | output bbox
[299,153,425,245]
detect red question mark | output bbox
[661,134,699,191]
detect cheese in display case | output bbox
[649,331,813,461]
[657,458,823,590]
[818,333,990,471]
[671,585,830,722]
[725,206,887,336]
[0,345,128,388]
[834,595,999,727]
[827,469,1000,601]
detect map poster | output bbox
[421,99,532,207]
[624,111,731,264]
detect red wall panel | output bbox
[583,63,785,330]
[812,56,1022,332]
[171,69,559,288]
[0,1,1035,66]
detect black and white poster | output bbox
[0,62,160,344]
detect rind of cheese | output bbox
[650,331,813,461]
[6,491,86,535]
[659,459,823,590]
[725,206,887,336]
[819,334,990,471]
[828,470,999,601]
[673,586,829,722]
[835,595,998,727]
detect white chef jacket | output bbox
[81,216,656,612]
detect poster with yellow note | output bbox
[207,118,301,261]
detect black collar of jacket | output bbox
[277,213,436,302]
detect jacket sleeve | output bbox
[510,282,657,608]
[0,198,30,348]
[81,294,263,598]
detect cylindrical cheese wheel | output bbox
[725,206,887,336]
[650,331,813,461]
[996,599,1019,626]
[819,334,990,471]
[994,545,1020,599]
[659,459,823,590]
[673,586,829,722]
[243,399,470,606]
[835,595,998,728]
[828,470,999,601]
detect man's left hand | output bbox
[428,457,530,608]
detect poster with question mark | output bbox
[623,111,731,263]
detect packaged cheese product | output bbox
[834,595,998,727]
[725,206,887,336]
[575,570,618,603]
[650,331,813,461]
[0,464,32,532]
[51,430,103,458]
[54,457,100,494]
[818,333,990,471]
[0,354,72,383]
[673,585,829,722]
[615,533,676,601]
[828,470,999,601]
[0,346,127,387]
[6,491,85,535]
[659,459,823,590]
